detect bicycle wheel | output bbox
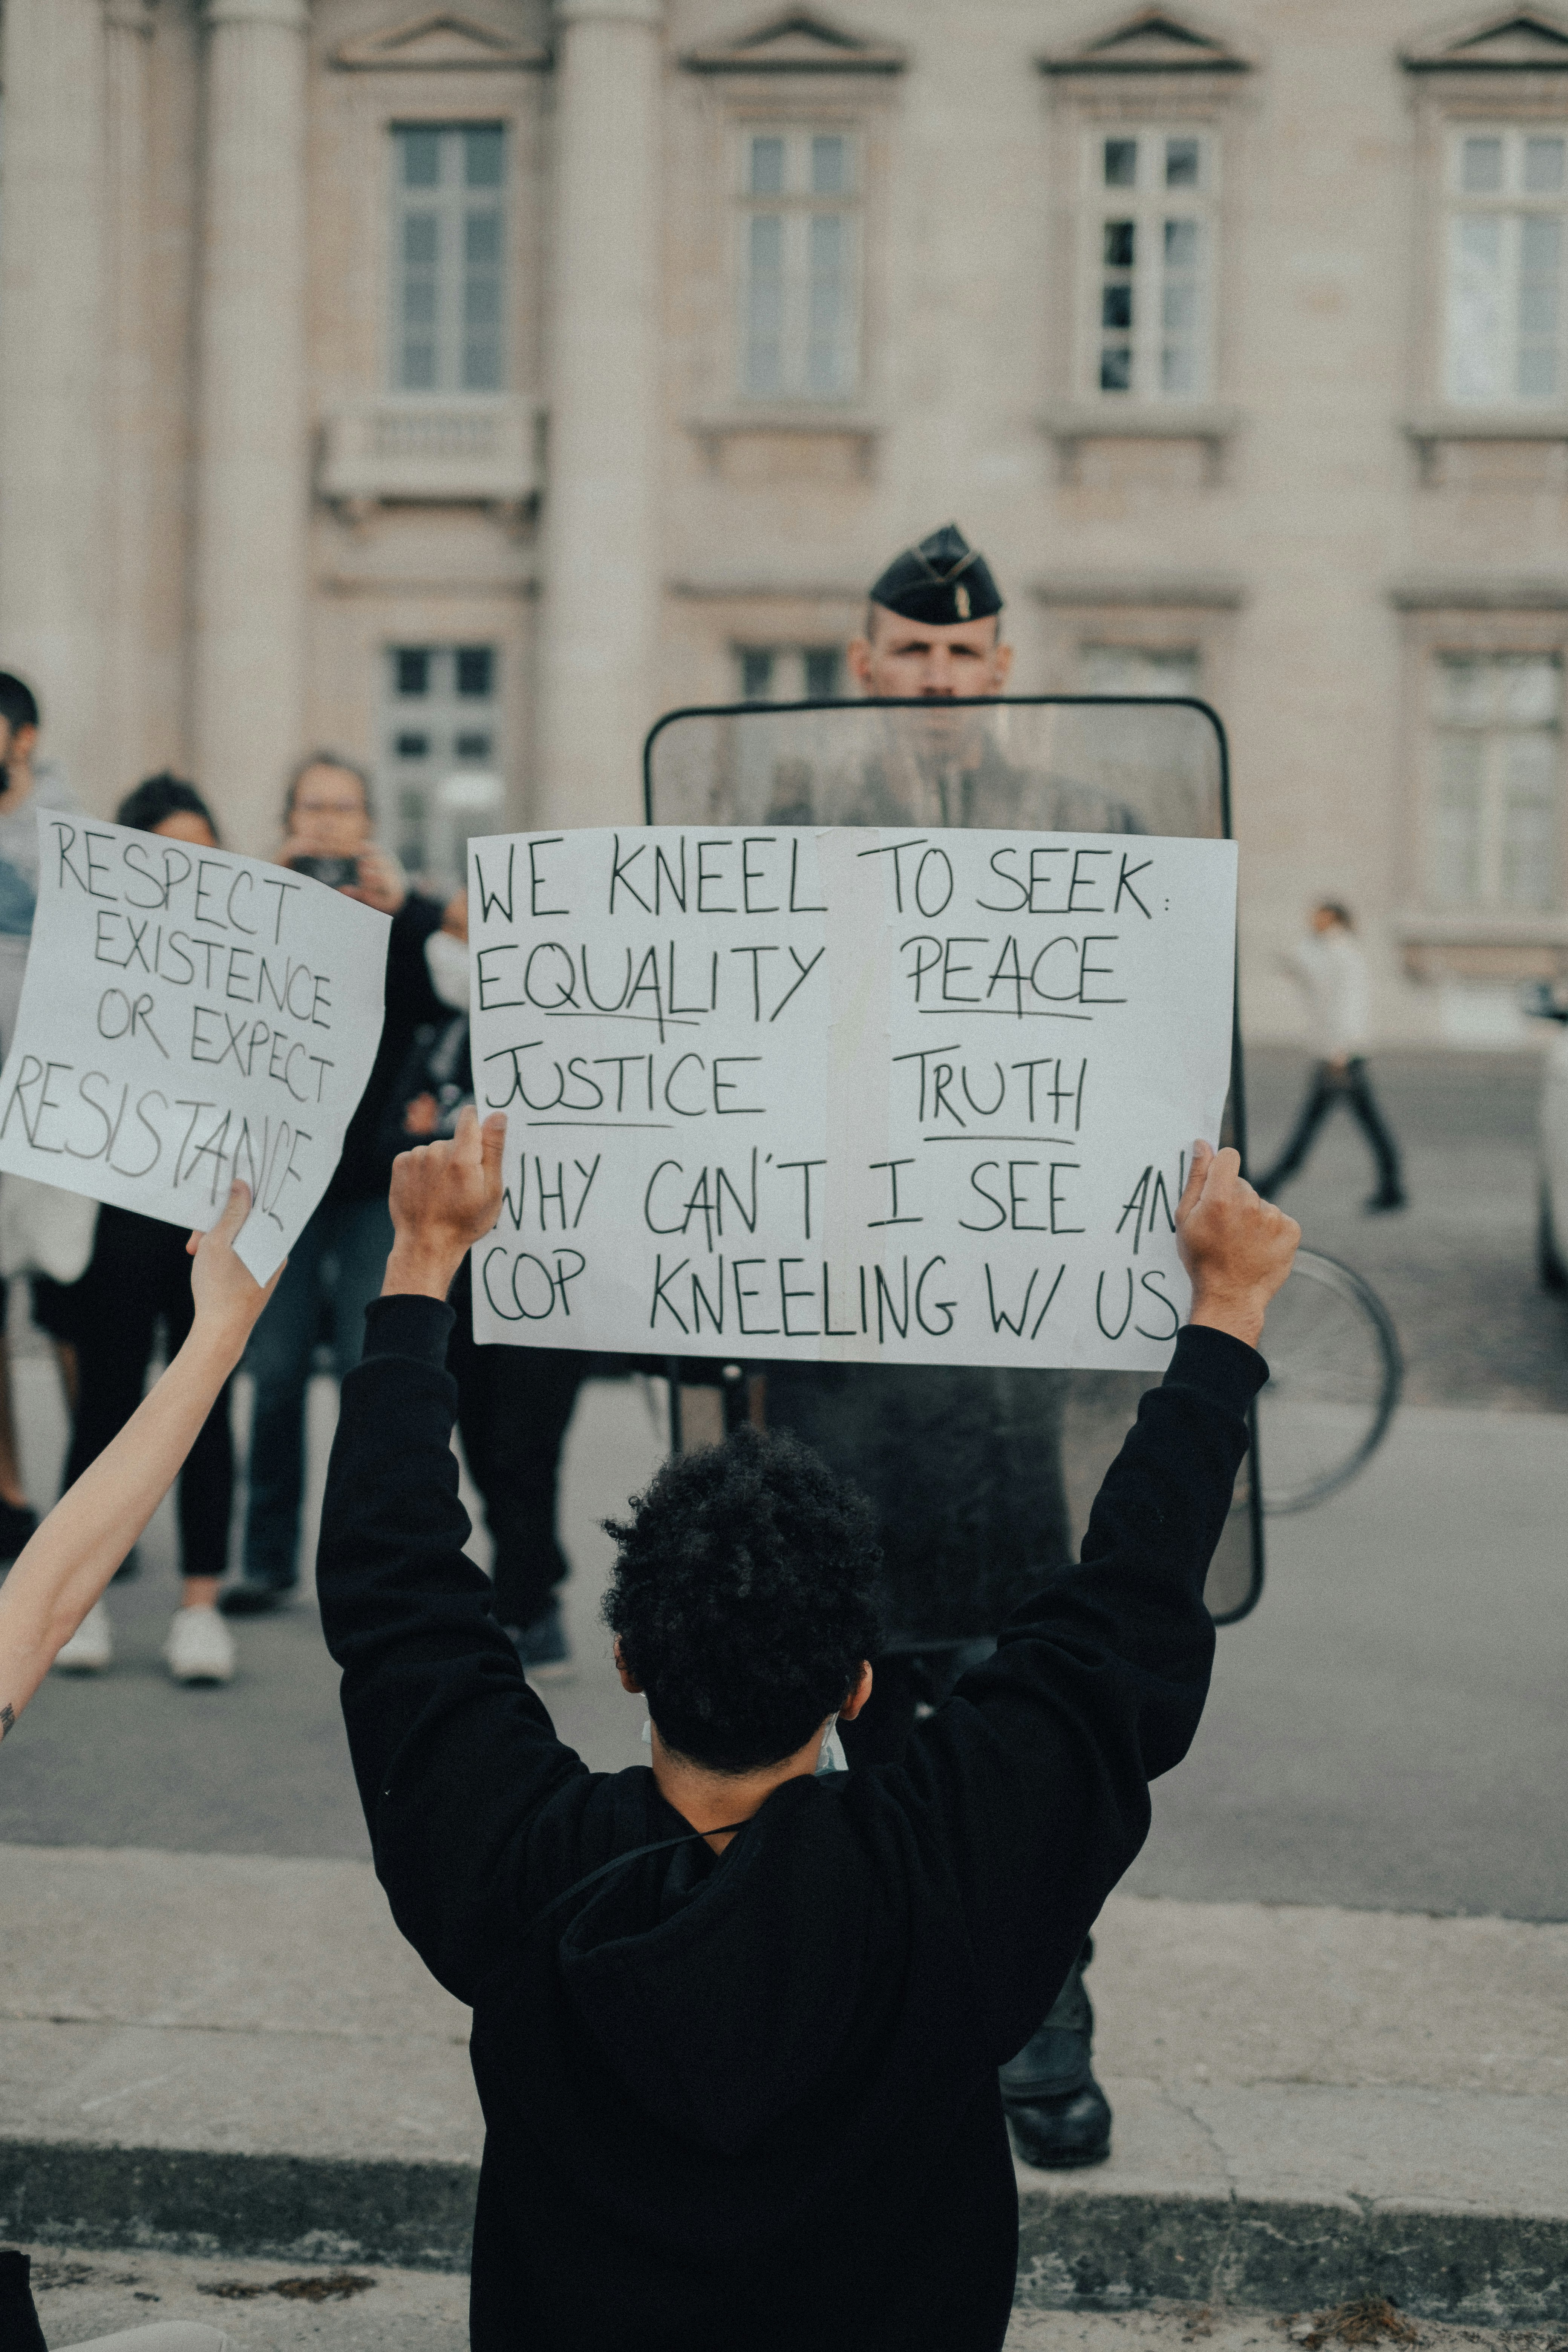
[1257,1247,1403,1515]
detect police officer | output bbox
[759,524,1115,2170]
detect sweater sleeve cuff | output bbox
[1164,1321,1268,1418]
[361,1292,455,1369]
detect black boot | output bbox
[0,2248,50,2352]
[999,1940,1112,2170]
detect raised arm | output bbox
[316,1106,592,2002]
[0,1182,279,1738]
[895,1144,1298,2058]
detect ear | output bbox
[989,639,1014,691]
[613,1637,643,1697]
[839,1660,874,1721]
[846,637,875,693]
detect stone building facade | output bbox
[7,0,1568,1041]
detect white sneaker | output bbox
[54,1601,113,1674]
[165,1605,236,1685]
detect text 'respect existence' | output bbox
[0,812,392,1283]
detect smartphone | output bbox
[290,854,359,889]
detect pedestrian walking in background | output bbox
[1258,903,1407,1213]
[0,670,76,1563]
[44,778,244,1684]
[219,755,447,1616]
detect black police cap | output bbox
[867,522,1003,627]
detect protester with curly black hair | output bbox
[317,1106,1298,2352]
[602,1425,883,1770]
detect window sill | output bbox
[1393,908,1568,947]
[1389,575,1568,611]
[1393,908,1568,985]
[1405,409,1568,483]
[317,394,544,514]
[1037,402,1240,484]
[686,408,884,475]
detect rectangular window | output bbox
[392,124,505,393]
[738,128,859,400]
[1446,127,1568,404]
[733,644,844,701]
[384,643,502,886]
[1429,652,1561,909]
[1088,130,1214,400]
[1080,645,1201,697]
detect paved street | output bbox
[22,2256,1568,2352]
[0,1050,1564,1919]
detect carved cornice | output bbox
[205,0,309,28]
[1039,6,1251,77]
[1401,7,1568,71]
[331,11,550,70]
[682,9,906,75]
[1030,573,1247,610]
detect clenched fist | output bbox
[383,1104,508,1302]
[1176,1139,1299,1349]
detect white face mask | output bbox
[424,927,470,1012]
[641,1713,850,1774]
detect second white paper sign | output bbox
[468,825,1237,1372]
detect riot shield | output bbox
[642,695,1261,1626]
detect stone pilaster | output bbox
[192,0,309,849]
[105,0,158,791]
[0,0,109,797]
[538,0,664,827]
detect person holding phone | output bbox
[219,755,446,1615]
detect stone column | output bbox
[192,0,309,849]
[105,0,157,789]
[0,0,109,798]
[538,0,664,828]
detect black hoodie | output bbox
[318,1299,1263,2352]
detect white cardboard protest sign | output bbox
[0,812,391,1284]
[468,826,1237,1372]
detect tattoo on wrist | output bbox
[1,1702,15,1740]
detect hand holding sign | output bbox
[1177,1140,1299,1350]
[385,1104,508,1303]
[184,1179,289,1344]
[0,812,391,1283]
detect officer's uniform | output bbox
[756,524,1115,2171]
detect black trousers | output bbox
[58,1206,233,1582]
[444,1258,590,1629]
[1259,1056,1403,1197]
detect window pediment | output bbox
[1402,8,1568,72]
[330,11,548,72]
[681,9,906,77]
[1039,6,1251,77]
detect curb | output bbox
[1016,2190,1568,2329]
[0,2143,476,2274]
[3,2142,1564,2326]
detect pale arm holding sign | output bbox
[0,1183,281,1740]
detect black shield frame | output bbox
[642,693,1262,1626]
